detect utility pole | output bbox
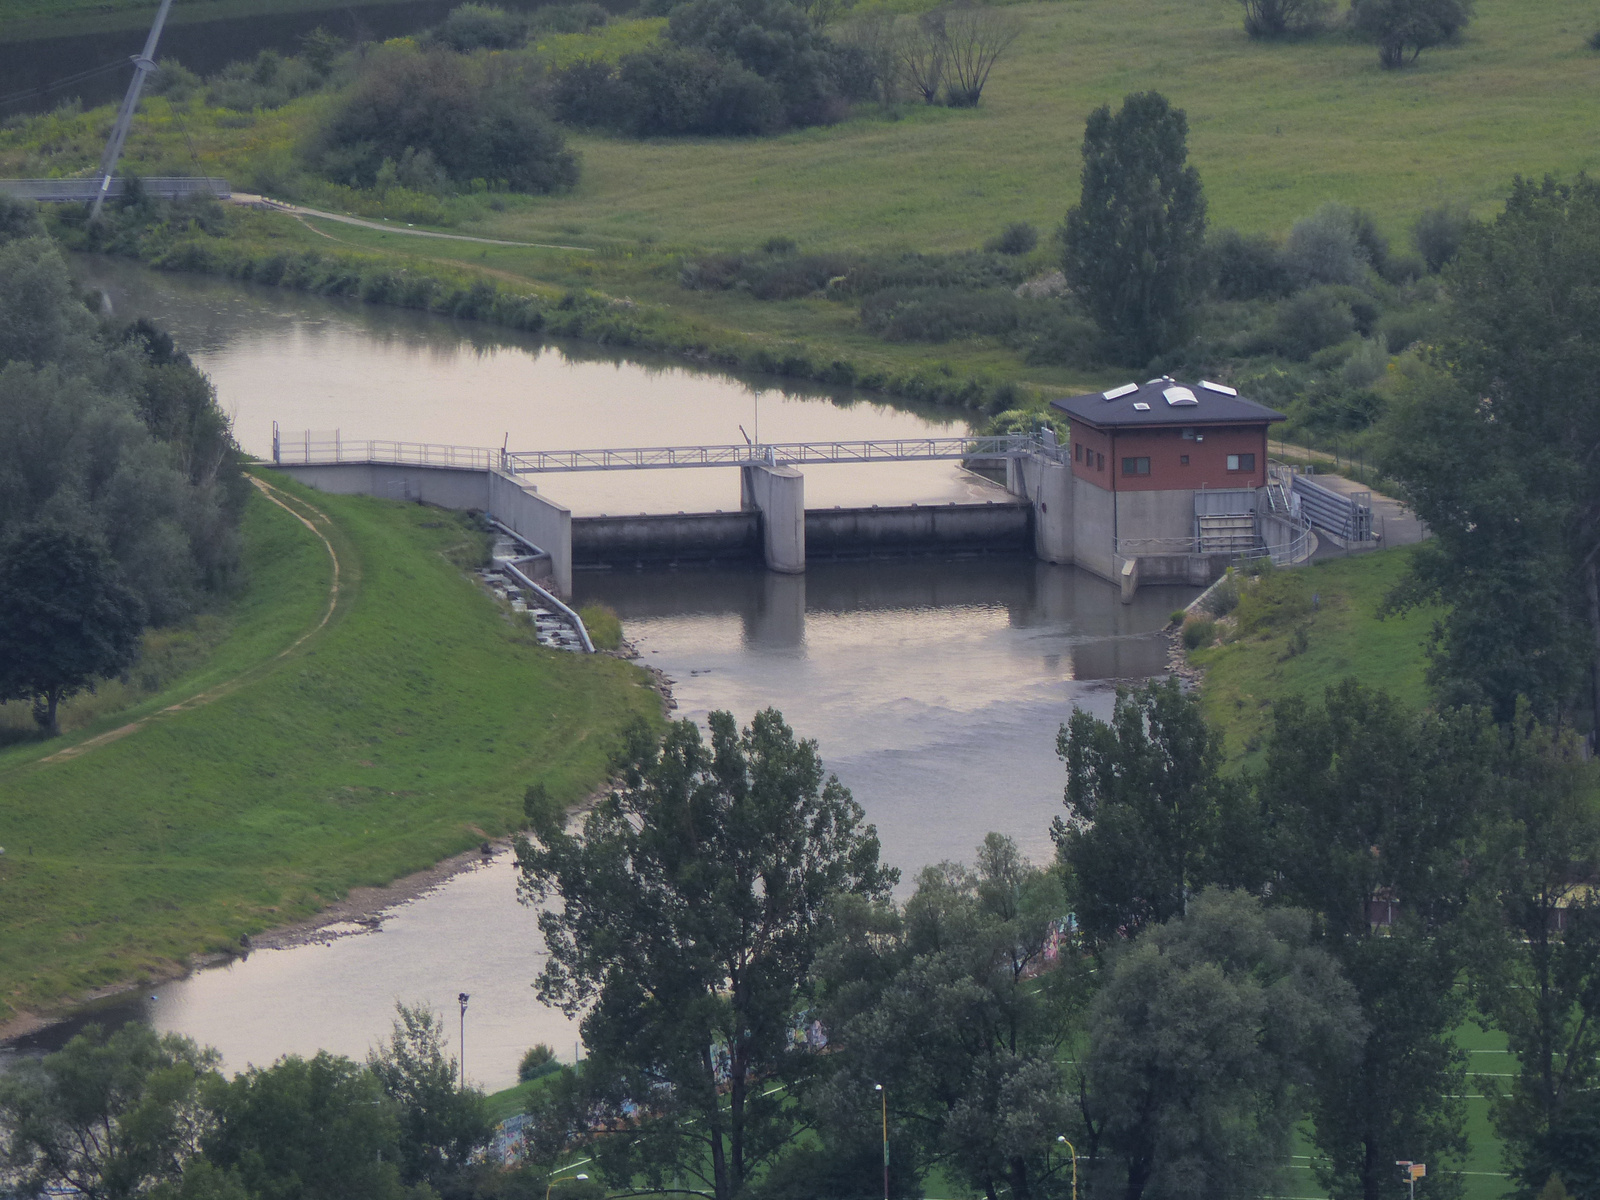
[90,0,175,222]
[458,992,470,1089]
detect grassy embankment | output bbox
[0,472,659,1026]
[0,0,449,42]
[5,0,1598,405]
[1188,546,1437,767]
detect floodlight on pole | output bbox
[458,993,470,1089]
[1056,1136,1078,1200]
[91,0,174,222]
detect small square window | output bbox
[1121,457,1150,476]
[1180,455,1190,465]
[1227,454,1240,471]
[1241,453,1255,471]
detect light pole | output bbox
[1396,1160,1424,1200]
[873,1083,888,1200]
[545,1170,588,1200]
[458,993,470,1089]
[1056,1136,1078,1200]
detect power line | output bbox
[0,57,133,109]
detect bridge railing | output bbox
[0,177,231,201]
[270,429,1063,472]
[271,426,495,470]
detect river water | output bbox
[1,261,1194,1092]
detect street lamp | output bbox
[1396,1160,1424,1200]
[458,993,470,1089]
[545,1171,588,1200]
[1056,1136,1078,1200]
[873,1084,888,1200]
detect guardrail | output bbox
[270,428,1066,472]
[0,176,230,201]
[1116,520,1315,567]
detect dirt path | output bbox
[34,477,342,765]
[235,193,591,252]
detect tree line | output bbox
[0,197,247,735]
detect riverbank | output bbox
[0,473,661,1029]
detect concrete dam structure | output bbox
[269,391,1313,603]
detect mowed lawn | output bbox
[0,473,659,1024]
[474,0,1600,252]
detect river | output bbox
[0,261,1195,1093]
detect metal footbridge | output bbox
[269,428,1060,473]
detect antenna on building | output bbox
[90,0,175,222]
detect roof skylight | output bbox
[1103,382,1138,401]
[1163,387,1199,407]
[1200,380,1238,396]
[1133,402,1151,411]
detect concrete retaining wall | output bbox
[487,470,572,596]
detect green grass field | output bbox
[1189,546,1438,767]
[0,473,659,1025]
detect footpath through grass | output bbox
[1190,546,1438,768]
[0,472,659,1026]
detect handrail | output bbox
[270,430,1067,472]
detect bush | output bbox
[309,48,579,193]
[1590,28,1600,50]
[763,235,797,255]
[859,286,1020,342]
[432,4,527,51]
[1183,617,1218,649]
[1283,203,1372,287]
[1350,0,1473,67]
[1013,302,1101,366]
[527,2,610,36]
[1209,229,1292,300]
[1260,287,1357,360]
[518,1044,562,1081]
[1238,0,1332,37]
[984,222,1038,256]
[1411,201,1472,273]
[1203,571,1241,616]
[553,47,785,136]
[206,50,322,110]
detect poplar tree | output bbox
[1061,91,1207,364]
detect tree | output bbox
[1350,0,1472,67]
[1061,92,1207,363]
[1079,890,1363,1200]
[0,525,145,735]
[1464,711,1600,1196]
[1260,681,1496,1200]
[1379,175,1600,728]
[367,1004,493,1189]
[1053,677,1253,946]
[0,1023,219,1200]
[201,1053,403,1200]
[811,835,1085,1200]
[1238,0,1332,38]
[933,3,1021,107]
[515,709,896,1200]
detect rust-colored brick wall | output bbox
[1068,421,1268,491]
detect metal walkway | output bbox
[269,428,1059,473]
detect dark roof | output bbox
[1051,378,1285,428]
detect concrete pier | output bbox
[740,463,805,574]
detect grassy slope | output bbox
[0,473,658,1024]
[0,0,434,42]
[1189,546,1438,767]
[5,0,1598,398]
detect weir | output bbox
[267,419,1312,601]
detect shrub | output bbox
[553,46,786,136]
[1590,28,1600,50]
[1183,617,1218,649]
[858,286,1020,342]
[1013,302,1101,366]
[518,1044,562,1082]
[763,235,798,255]
[432,4,527,51]
[1283,203,1372,287]
[1261,287,1357,360]
[1203,571,1241,616]
[1208,229,1292,300]
[1238,0,1332,37]
[206,50,321,110]
[1350,0,1473,67]
[528,3,610,35]
[309,48,579,193]
[984,222,1038,256]
[147,58,201,100]
[1411,201,1472,272]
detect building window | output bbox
[1096,452,1104,471]
[1121,457,1150,476]
[1226,453,1256,472]
[1180,454,1190,465]
[1075,442,1082,462]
